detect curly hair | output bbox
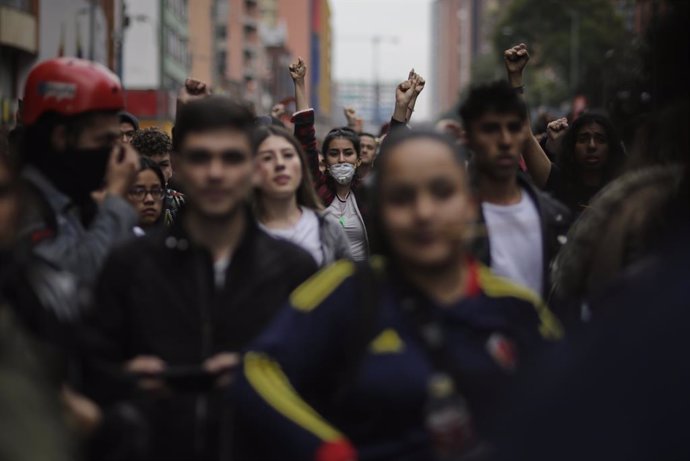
[131,127,172,157]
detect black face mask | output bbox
[39,146,112,205]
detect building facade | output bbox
[430,0,509,118]
[1,0,122,127]
[335,80,397,133]
[122,0,190,128]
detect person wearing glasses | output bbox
[289,58,369,261]
[131,128,186,225]
[126,157,167,236]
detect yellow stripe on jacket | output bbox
[477,264,564,340]
[244,352,344,442]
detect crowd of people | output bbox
[0,2,688,460]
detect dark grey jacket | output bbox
[18,167,137,287]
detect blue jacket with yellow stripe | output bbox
[234,259,563,461]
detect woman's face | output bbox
[379,138,476,270]
[574,122,609,171]
[325,137,359,167]
[255,135,303,199]
[127,169,164,228]
[0,162,18,247]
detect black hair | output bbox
[368,128,468,256]
[459,80,527,131]
[131,127,172,157]
[321,126,361,157]
[172,96,255,152]
[138,156,166,189]
[559,112,625,184]
[359,132,377,141]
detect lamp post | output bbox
[371,35,398,125]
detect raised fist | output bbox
[504,43,530,76]
[408,68,426,96]
[396,78,416,107]
[271,103,286,119]
[178,78,211,105]
[289,57,307,81]
[344,107,357,123]
[546,117,568,154]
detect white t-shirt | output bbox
[259,207,323,266]
[326,192,367,261]
[482,190,544,296]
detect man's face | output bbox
[120,122,136,143]
[150,153,173,184]
[359,135,377,166]
[72,113,121,151]
[574,122,609,171]
[174,129,253,220]
[467,111,526,181]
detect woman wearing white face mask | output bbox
[317,127,369,261]
[288,57,369,260]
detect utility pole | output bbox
[371,35,397,125]
[340,34,398,125]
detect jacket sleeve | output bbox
[81,248,137,404]
[33,195,137,286]
[293,109,325,183]
[388,117,408,133]
[235,260,360,461]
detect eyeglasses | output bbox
[128,187,165,201]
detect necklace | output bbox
[336,191,350,202]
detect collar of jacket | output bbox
[162,205,259,257]
[21,166,72,213]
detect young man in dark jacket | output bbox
[461,81,571,301]
[85,95,318,460]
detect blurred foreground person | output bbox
[235,129,563,461]
[492,2,690,459]
[253,125,352,266]
[18,57,138,287]
[0,149,76,461]
[86,96,317,460]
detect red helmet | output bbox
[22,57,125,125]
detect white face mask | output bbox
[328,162,356,185]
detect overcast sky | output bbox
[331,0,434,121]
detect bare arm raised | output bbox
[505,43,553,188]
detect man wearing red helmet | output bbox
[18,58,138,285]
